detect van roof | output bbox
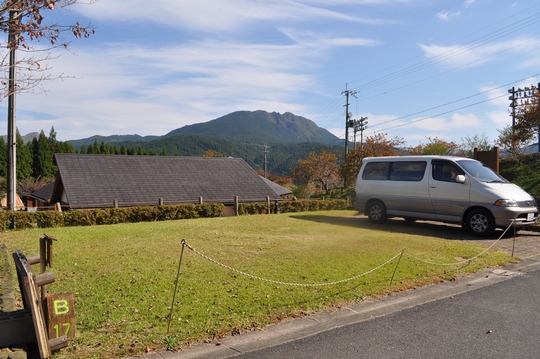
[362,155,476,162]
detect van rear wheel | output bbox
[465,209,495,237]
[366,200,387,224]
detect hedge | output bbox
[0,199,353,231]
[0,203,224,231]
[239,199,352,215]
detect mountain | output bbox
[68,134,160,149]
[164,110,339,145]
[1,132,40,144]
[68,110,339,147]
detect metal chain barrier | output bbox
[181,240,402,287]
[181,219,516,286]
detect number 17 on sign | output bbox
[46,293,76,339]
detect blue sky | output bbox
[1,0,539,148]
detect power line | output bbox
[369,73,540,131]
[348,11,540,95]
[306,4,540,147]
[369,94,507,135]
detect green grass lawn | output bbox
[1,210,513,358]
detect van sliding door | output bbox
[428,160,470,223]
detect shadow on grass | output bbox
[289,213,540,241]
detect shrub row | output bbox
[239,199,352,215]
[0,203,224,231]
[0,199,353,231]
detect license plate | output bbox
[527,213,535,221]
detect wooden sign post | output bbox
[45,293,76,340]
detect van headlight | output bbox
[494,199,518,207]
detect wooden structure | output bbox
[51,154,283,210]
[0,235,69,358]
[474,147,500,173]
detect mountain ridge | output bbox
[69,110,339,147]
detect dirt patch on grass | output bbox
[0,243,15,312]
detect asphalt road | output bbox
[234,262,540,359]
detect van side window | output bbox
[432,161,463,182]
[362,162,390,180]
[362,161,426,181]
[389,161,427,181]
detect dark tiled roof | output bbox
[259,176,292,197]
[53,154,282,209]
[27,182,55,203]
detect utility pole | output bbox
[342,84,357,159]
[7,9,20,211]
[353,117,368,153]
[262,144,269,178]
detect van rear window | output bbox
[362,161,426,181]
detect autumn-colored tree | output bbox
[203,149,227,157]
[341,133,404,187]
[497,87,540,164]
[292,150,341,195]
[1,0,95,98]
[255,170,293,186]
[515,88,540,132]
[496,124,534,165]
[418,136,459,155]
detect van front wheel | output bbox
[465,209,495,237]
[366,200,387,224]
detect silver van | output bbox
[355,155,538,236]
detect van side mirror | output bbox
[456,174,466,183]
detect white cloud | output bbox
[8,34,330,139]
[75,0,388,32]
[410,116,448,131]
[280,28,382,48]
[437,11,460,21]
[450,113,482,128]
[486,111,511,128]
[418,37,539,69]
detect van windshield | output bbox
[456,160,508,183]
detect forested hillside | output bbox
[88,134,342,177]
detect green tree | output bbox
[460,133,493,157]
[16,130,32,179]
[31,130,56,178]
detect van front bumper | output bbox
[492,206,539,229]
